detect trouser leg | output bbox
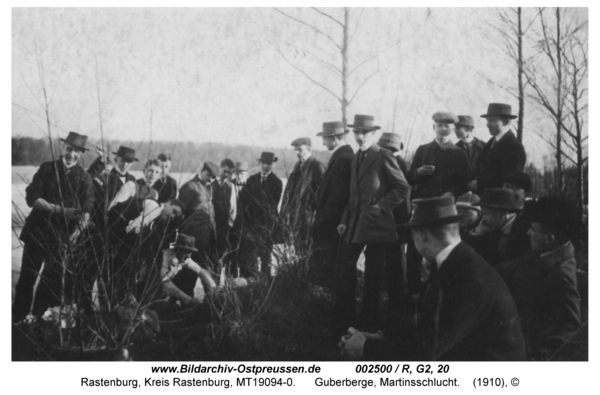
[384,241,407,313]
[32,246,66,317]
[406,238,422,295]
[13,242,45,321]
[361,243,387,329]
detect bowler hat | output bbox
[291,137,311,147]
[456,192,481,213]
[173,234,198,253]
[479,188,522,212]
[378,132,404,152]
[316,121,347,137]
[235,161,249,172]
[480,103,518,119]
[258,152,278,163]
[432,111,459,124]
[59,131,89,152]
[348,114,380,131]
[401,196,470,229]
[113,146,139,163]
[456,115,475,128]
[202,161,220,177]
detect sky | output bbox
[11,7,588,168]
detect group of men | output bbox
[13,101,583,361]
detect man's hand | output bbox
[467,179,478,192]
[95,145,107,162]
[68,229,81,245]
[337,224,347,236]
[340,327,367,360]
[368,204,381,216]
[416,165,435,178]
[187,297,203,308]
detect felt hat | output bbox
[401,196,470,229]
[201,161,220,177]
[113,146,139,163]
[432,111,459,124]
[59,132,90,152]
[257,152,278,163]
[480,103,518,119]
[479,188,523,213]
[173,234,198,253]
[235,161,249,172]
[316,121,347,137]
[456,115,475,128]
[348,114,381,131]
[378,132,404,152]
[456,192,481,212]
[291,137,312,147]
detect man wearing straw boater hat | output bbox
[336,114,409,329]
[310,121,354,288]
[340,196,526,361]
[13,131,95,322]
[281,137,325,257]
[470,103,526,193]
[236,152,283,279]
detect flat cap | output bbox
[432,111,459,124]
[479,188,522,213]
[378,132,403,152]
[456,192,481,212]
[291,137,311,147]
[456,115,474,128]
[202,161,220,177]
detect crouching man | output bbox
[340,197,526,361]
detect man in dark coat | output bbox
[341,197,526,361]
[455,115,486,182]
[471,103,526,193]
[407,112,470,200]
[496,197,582,360]
[212,158,236,261]
[281,137,325,257]
[465,188,530,266]
[13,132,95,322]
[337,115,409,329]
[153,153,178,204]
[237,152,283,278]
[310,122,354,288]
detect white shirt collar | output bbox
[261,171,271,178]
[332,142,347,153]
[435,137,452,146]
[435,238,461,269]
[62,157,77,170]
[494,128,509,142]
[359,141,374,152]
[502,213,517,234]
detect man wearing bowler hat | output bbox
[281,137,325,257]
[337,114,409,329]
[13,132,95,322]
[236,152,283,278]
[471,103,526,193]
[310,122,354,288]
[455,115,486,182]
[340,196,525,361]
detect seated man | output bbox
[340,196,525,361]
[496,197,582,360]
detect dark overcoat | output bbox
[407,140,470,199]
[476,130,526,192]
[239,172,283,235]
[212,179,234,237]
[496,243,581,360]
[364,242,526,361]
[20,158,95,245]
[153,175,178,203]
[341,143,409,244]
[312,145,354,241]
[178,176,215,250]
[456,137,486,181]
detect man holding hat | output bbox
[310,122,354,288]
[471,103,526,193]
[340,196,525,361]
[236,152,283,278]
[281,137,325,257]
[178,161,220,278]
[467,188,530,266]
[13,131,95,322]
[455,115,486,181]
[496,197,582,360]
[336,114,409,329]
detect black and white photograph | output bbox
[10,5,589,370]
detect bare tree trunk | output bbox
[517,7,525,141]
[555,7,563,194]
[341,8,349,126]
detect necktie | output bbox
[358,150,367,168]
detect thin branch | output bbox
[349,39,401,77]
[349,7,365,44]
[348,64,379,105]
[284,42,342,76]
[311,7,343,27]
[273,8,341,51]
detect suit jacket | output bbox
[364,242,526,361]
[456,137,486,181]
[477,130,526,192]
[496,243,581,360]
[407,140,470,199]
[313,145,354,242]
[212,179,234,235]
[178,175,215,250]
[392,152,412,244]
[341,143,409,244]
[153,175,178,203]
[239,172,283,235]
[281,155,326,229]
[21,158,95,245]
[88,164,136,227]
